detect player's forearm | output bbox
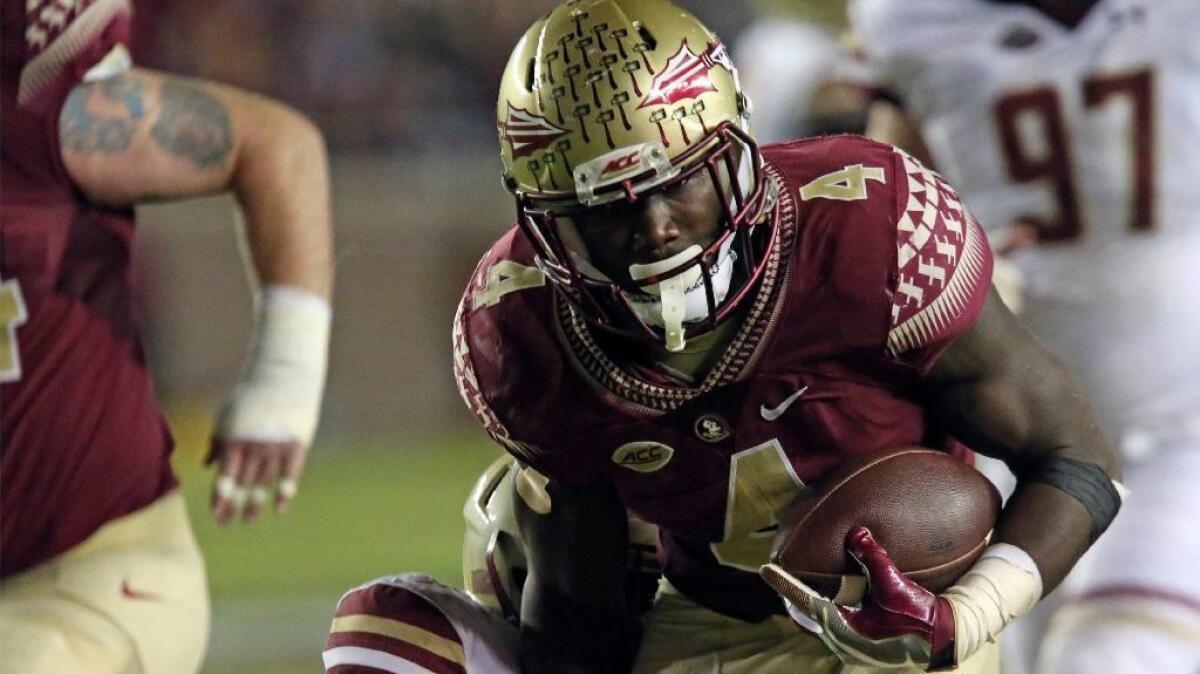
[946,378,1119,593]
[980,368,1120,592]
[231,102,333,299]
[515,476,635,673]
[927,292,1121,594]
[520,627,634,673]
[992,480,1097,593]
[519,590,635,674]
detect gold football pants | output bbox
[632,579,1001,674]
[0,491,209,674]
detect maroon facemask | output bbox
[513,121,778,347]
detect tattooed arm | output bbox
[59,68,331,298]
[59,68,333,525]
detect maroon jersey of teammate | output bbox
[1,0,176,577]
[454,135,994,622]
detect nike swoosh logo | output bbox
[760,386,809,421]
[121,579,159,601]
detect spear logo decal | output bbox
[637,39,728,109]
[500,103,570,158]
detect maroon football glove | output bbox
[761,526,957,670]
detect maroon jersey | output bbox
[454,136,993,622]
[1,0,176,578]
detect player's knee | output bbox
[324,576,465,674]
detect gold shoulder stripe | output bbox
[329,614,466,665]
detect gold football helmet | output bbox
[462,456,526,619]
[462,456,661,621]
[497,0,777,349]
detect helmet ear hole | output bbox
[524,58,537,92]
[634,21,657,50]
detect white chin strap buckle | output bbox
[629,245,703,352]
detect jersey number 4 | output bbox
[472,260,545,309]
[799,164,886,202]
[994,68,1155,239]
[712,439,806,573]
[0,279,28,383]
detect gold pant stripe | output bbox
[330,614,466,665]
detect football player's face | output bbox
[570,172,723,288]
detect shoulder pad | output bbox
[886,150,993,360]
[452,227,549,464]
[17,0,133,111]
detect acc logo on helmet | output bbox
[601,149,642,177]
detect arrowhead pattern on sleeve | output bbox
[19,0,132,109]
[887,150,991,358]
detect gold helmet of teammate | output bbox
[462,456,662,621]
[462,456,526,620]
[497,0,777,350]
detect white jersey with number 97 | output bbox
[852,0,1200,451]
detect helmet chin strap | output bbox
[628,239,736,352]
[629,246,702,353]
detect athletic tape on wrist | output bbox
[1023,456,1123,543]
[258,285,333,319]
[979,543,1041,581]
[217,285,331,446]
[943,543,1042,664]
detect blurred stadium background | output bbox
[130,1,844,671]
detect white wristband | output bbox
[215,285,331,447]
[943,543,1042,663]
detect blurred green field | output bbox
[169,409,500,674]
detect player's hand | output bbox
[207,435,307,525]
[760,526,957,671]
[206,286,330,525]
[206,371,321,524]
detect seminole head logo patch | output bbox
[694,413,731,443]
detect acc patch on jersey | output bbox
[612,441,675,473]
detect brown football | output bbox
[769,446,1000,603]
